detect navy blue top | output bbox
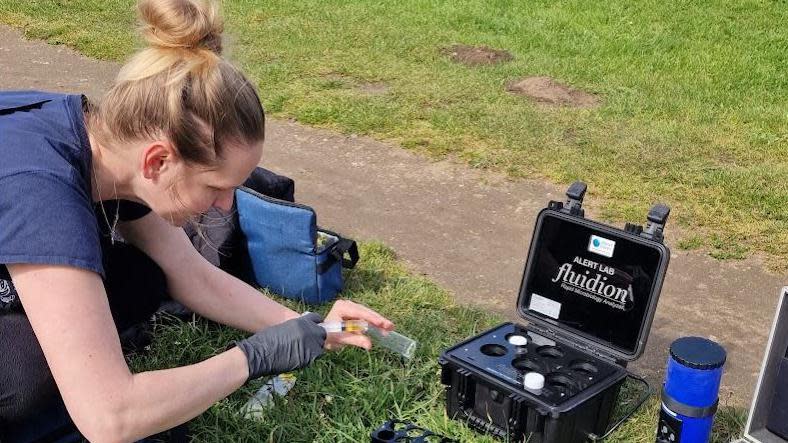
[0,91,150,280]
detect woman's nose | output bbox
[212,190,234,212]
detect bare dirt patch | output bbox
[442,44,513,66]
[506,76,601,108]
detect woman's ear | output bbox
[141,140,178,180]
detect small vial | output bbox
[319,320,369,334]
[367,326,417,359]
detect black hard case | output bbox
[439,200,670,443]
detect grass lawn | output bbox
[126,243,745,442]
[0,2,763,439]
[0,0,785,270]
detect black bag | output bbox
[184,167,295,282]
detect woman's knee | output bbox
[0,314,59,423]
[103,241,168,331]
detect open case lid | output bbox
[739,287,788,443]
[516,183,671,362]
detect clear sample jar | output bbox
[368,326,417,359]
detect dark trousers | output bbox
[0,239,168,425]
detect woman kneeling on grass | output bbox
[0,0,394,439]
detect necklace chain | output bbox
[92,160,120,244]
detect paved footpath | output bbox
[2,24,784,406]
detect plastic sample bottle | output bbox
[241,373,297,419]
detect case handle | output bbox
[566,181,587,202]
[562,181,587,217]
[641,203,670,243]
[587,372,653,441]
[456,406,512,439]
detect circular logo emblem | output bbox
[0,279,14,304]
[592,239,600,247]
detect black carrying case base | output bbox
[439,183,670,442]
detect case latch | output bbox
[640,203,670,243]
[456,367,476,408]
[549,181,587,217]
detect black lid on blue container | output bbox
[669,336,727,370]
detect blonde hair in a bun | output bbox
[92,0,264,166]
[139,0,223,53]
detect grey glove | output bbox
[234,312,327,381]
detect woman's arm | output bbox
[8,263,249,443]
[118,213,299,333]
[120,211,395,350]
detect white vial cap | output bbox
[523,372,545,391]
[508,335,528,346]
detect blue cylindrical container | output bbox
[656,337,726,443]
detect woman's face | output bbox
[147,140,263,227]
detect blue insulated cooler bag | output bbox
[185,167,295,282]
[235,186,359,304]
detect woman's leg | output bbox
[0,240,168,424]
[0,312,60,423]
[102,239,169,332]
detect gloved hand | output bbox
[234,312,327,381]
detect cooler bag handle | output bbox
[334,237,359,269]
[316,232,359,274]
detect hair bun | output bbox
[138,0,223,55]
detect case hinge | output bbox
[625,222,643,235]
[529,323,619,365]
[526,323,558,341]
[567,340,618,364]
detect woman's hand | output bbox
[234,312,327,380]
[323,300,395,351]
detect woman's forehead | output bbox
[201,141,263,185]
